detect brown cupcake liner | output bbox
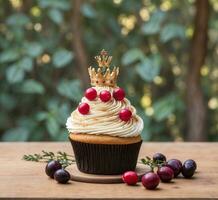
[69,137,142,175]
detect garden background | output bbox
[0,0,217,142]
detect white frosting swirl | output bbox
[66,86,144,137]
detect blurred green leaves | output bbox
[53,49,74,68]
[48,8,63,24]
[121,48,144,65]
[21,80,45,94]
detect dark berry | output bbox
[182,160,196,178]
[45,160,62,178]
[119,108,132,121]
[113,88,125,101]
[78,103,90,115]
[153,153,166,163]
[85,88,97,101]
[54,169,71,184]
[141,172,160,190]
[184,159,197,171]
[99,90,111,102]
[157,166,174,182]
[122,171,138,185]
[166,159,182,177]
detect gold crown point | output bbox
[88,50,119,87]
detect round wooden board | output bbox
[69,163,150,184]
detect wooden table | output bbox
[0,142,218,200]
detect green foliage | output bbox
[0,0,217,142]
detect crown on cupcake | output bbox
[88,49,119,87]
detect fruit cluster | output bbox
[122,153,197,190]
[78,87,132,122]
[45,160,71,184]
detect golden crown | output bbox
[88,49,119,87]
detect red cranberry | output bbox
[78,103,90,115]
[85,88,97,101]
[119,108,132,121]
[141,172,160,190]
[157,166,174,182]
[99,90,111,102]
[122,171,138,185]
[113,88,125,101]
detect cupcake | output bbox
[66,50,144,175]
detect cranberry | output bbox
[157,166,174,182]
[122,171,138,185]
[184,159,197,171]
[78,103,90,115]
[54,169,71,184]
[85,88,97,101]
[153,153,166,163]
[182,160,196,178]
[119,108,132,121]
[166,159,182,177]
[141,172,160,190]
[113,88,125,101]
[45,160,62,178]
[99,90,111,102]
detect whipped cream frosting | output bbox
[66,86,144,138]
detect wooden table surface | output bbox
[0,142,218,200]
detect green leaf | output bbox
[24,42,43,58]
[38,0,70,10]
[142,10,166,35]
[0,49,20,63]
[48,8,63,24]
[2,127,29,141]
[53,49,74,68]
[6,13,30,27]
[0,93,16,110]
[153,94,177,121]
[46,116,59,138]
[57,79,82,102]
[121,48,144,65]
[81,3,97,18]
[21,79,45,94]
[160,23,186,43]
[18,57,33,72]
[6,65,24,83]
[136,54,161,82]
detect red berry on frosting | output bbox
[99,90,111,102]
[119,108,132,121]
[85,88,97,101]
[78,103,90,115]
[113,88,125,101]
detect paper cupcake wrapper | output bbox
[69,138,142,175]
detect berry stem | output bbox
[140,156,165,171]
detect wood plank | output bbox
[0,142,217,199]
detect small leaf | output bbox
[136,54,161,82]
[48,8,63,24]
[57,79,82,102]
[121,48,144,65]
[2,127,29,141]
[38,0,70,10]
[160,23,186,43]
[6,65,24,83]
[0,49,20,63]
[153,94,177,121]
[46,116,59,138]
[81,3,97,18]
[21,79,45,94]
[24,42,43,58]
[6,13,30,27]
[18,57,33,71]
[142,10,166,35]
[53,49,74,68]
